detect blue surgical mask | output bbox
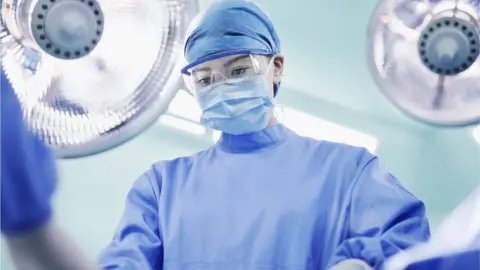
[197,75,273,135]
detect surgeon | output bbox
[1,0,431,269]
[98,0,430,268]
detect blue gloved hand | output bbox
[1,67,57,236]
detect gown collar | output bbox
[217,124,288,153]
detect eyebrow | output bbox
[223,55,251,67]
[191,55,251,74]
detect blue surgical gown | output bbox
[98,124,430,269]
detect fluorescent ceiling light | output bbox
[158,115,206,135]
[167,90,202,122]
[276,107,378,153]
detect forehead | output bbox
[192,54,253,71]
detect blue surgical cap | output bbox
[181,0,281,78]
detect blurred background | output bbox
[1,0,479,267]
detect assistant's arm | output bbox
[1,66,97,270]
[98,169,163,269]
[6,220,97,270]
[328,157,431,269]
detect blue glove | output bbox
[1,67,57,236]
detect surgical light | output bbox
[1,0,199,158]
[368,0,480,127]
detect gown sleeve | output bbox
[327,157,431,269]
[98,169,163,270]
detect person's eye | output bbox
[196,77,211,86]
[231,67,249,77]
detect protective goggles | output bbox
[182,54,274,93]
